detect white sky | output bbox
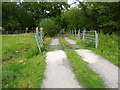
[67,0,76,4]
[67,0,83,7]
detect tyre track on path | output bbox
[41,35,82,88]
[64,35,118,88]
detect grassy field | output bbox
[66,33,119,67]
[2,34,51,88]
[59,35,105,88]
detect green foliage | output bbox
[2,34,46,88]
[2,2,69,31]
[39,18,61,37]
[61,2,120,34]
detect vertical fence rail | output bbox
[95,31,98,48]
[82,30,85,40]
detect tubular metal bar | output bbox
[85,37,95,40]
[85,39,96,42]
[81,30,95,32]
[84,34,95,36]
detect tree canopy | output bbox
[2,1,120,34]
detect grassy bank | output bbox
[59,35,105,88]
[66,32,119,67]
[2,34,48,88]
[94,33,119,67]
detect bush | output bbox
[39,18,60,37]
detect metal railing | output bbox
[69,29,98,48]
[82,30,98,48]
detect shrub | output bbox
[39,18,60,37]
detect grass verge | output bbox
[65,49,105,88]
[59,34,105,88]
[59,34,69,46]
[2,34,51,88]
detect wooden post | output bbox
[78,29,80,38]
[82,30,85,40]
[75,30,76,37]
[15,30,17,34]
[95,31,98,48]
[36,27,38,33]
[72,30,73,36]
[6,31,8,34]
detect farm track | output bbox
[64,35,118,88]
[76,49,118,88]
[41,35,82,88]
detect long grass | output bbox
[2,34,51,88]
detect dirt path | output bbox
[64,35,76,44]
[75,49,118,88]
[41,36,82,88]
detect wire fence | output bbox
[2,30,35,34]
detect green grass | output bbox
[93,33,119,67]
[65,49,105,88]
[2,34,51,88]
[59,34,69,46]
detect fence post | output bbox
[35,27,41,52]
[75,29,76,37]
[95,31,98,48]
[72,30,73,36]
[36,27,38,32]
[6,31,8,34]
[82,30,85,40]
[78,29,80,38]
[15,30,17,34]
[40,27,43,47]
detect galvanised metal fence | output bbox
[69,29,98,48]
[35,27,44,52]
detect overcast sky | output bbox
[67,0,83,7]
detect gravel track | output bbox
[41,36,82,88]
[76,49,118,88]
[64,35,118,88]
[64,35,76,44]
[50,34,60,45]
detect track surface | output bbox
[41,36,82,88]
